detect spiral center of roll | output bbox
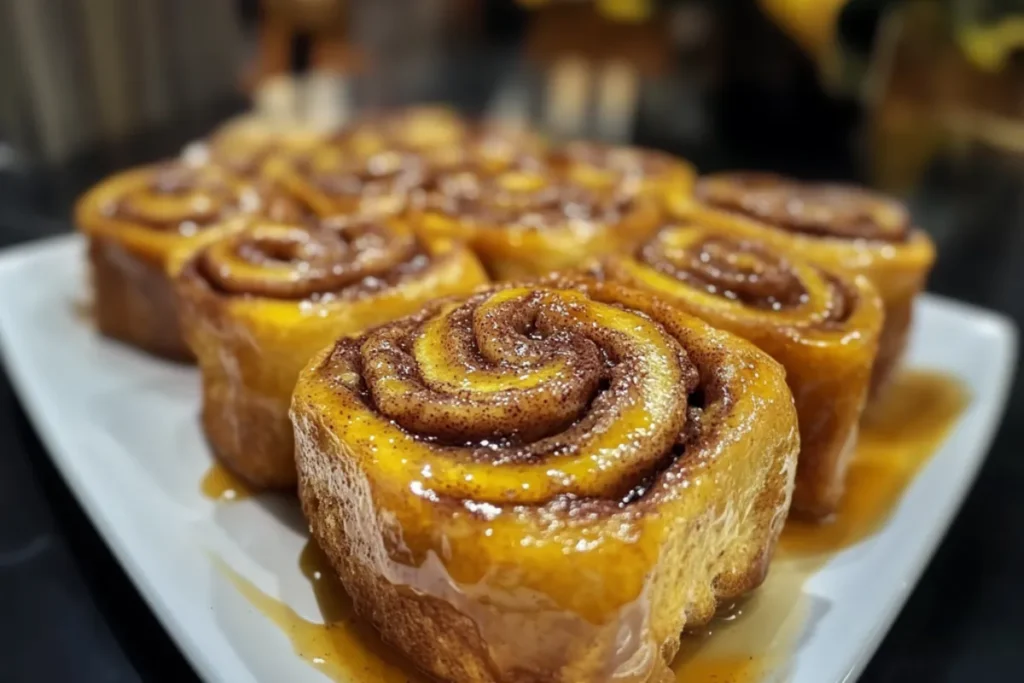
[328,286,703,503]
[307,149,428,198]
[640,229,809,310]
[197,219,428,300]
[106,164,248,233]
[422,169,635,229]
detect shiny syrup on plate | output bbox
[200,463,251,502]
[218,370,968,682]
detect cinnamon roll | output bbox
[409,167,662,279]
[266,145,429,220]
[551,141,696,208]
[193,117,326,178]
[270,112,546,221]
[75,161,262,360]
[337,105,470,156]
[176,217,488,489]
[692,172,935,395]
[601,223,883,517]
[291,277,799,683]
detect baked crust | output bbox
[176,216,488,489]
[691,172,935,397]
[292,277,799,682]
[601,221,883,517]
[266,108,546,221]
[408,166,663,280]
[75,161,262,359]
[550,141,696,210]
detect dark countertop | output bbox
[1,110,1023,682]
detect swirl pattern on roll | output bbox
[631,224,852,324]
[271,146,430,219]
[335,106,544,168]
[417,166,637,230]
[193,119,324,178]
[193,217,435,301]
[75,160,266,360]
[602,223,884,517]
[177,214,489,490]
[551,141,696,201]
[292,277,799,682]
[95,162,257,234]
[695,172,910,242]
[326,284,706,504]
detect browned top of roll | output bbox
[102,162,254,234]
[627,225,854,323]
[193,218,435,301]
[317,281,721,506]
[551,141,682,182]
[415,167,637,229]
[639,233,811,310]
[695,172,911,243]
[296,149,430,202]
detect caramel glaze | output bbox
[695,172,911,243]
[636,232,847,317]
[332,108,544,170]
[290,278,799,682]
[177,215,485,491]
[200,463,252,502]
[606,224,882,518]
[416,166,639,230]
[222,370,966,682]
[103,162,249,233]
[782,370,969,555]
[192,220,434,301]
[300,151,428,202]
[548,140,695,201]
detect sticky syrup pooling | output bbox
[220,371,969,683]
[295,280,778,682]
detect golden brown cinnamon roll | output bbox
[422,127,548,179]
[601,222,883,517]
[551,141,696,208]
[409,167,662,279]
[341,108,546,170]
[75,161,262,360]
[267,146,430,219]
[337,105,470,156]
[269,112,546,221]
[195,117,326,178]
[692,172,935,395]
[291,277,799,683]
[176,217,488,489]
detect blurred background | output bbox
[3,1,1024,681]
[5,0,1024,208]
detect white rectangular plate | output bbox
[0,235,1016,683]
